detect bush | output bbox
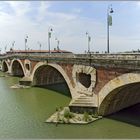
[92,110,98,118]
[64,108,74,119]
[83,112,91,122]
[56,107,59,112]
[59,106,63,111]
[92,114,98,118]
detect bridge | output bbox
[1,53,140,116]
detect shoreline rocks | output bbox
[10,84,30,89]
[46,107,102,125]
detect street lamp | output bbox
[48,28,53,54]
[25,35,28,52]
[55,38,60,51]
[5,45,7,53]
[37,41,42,51]
[12,41,15,50]
[86,32,91,53]
[107,5,114,53]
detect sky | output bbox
[0,1,140,54]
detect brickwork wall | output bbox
[60,63,75,87]
[30,61,39,74]
[20,59,25,66]
[93,67,132,95]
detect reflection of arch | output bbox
[2,60,9,72]
[31,62,74,97]
[11,59,25,77]
[98,73,140,116]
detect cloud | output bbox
[136,1,140,6]
[36,1,51,22]
[5,1,30,17]
[72,8,82,14]
[0,1,139,54]
[0,1,96,53]
[110,36,140,53]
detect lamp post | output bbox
[12,41,15,50]
[107,5,114,53]
[38,41,42,51]
[86,32,91,53]
[48,28,53,54]
[55,38,60,51]
[5,45,7,53]
[25,35,28,52]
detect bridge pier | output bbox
[69,106,97,115]
[69,95,98,114]
[19,76,32,86]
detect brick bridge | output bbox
[1,53,140,116]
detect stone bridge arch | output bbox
[98,73,140,116]
[10,59,25,77]
[30,62,76,98]
[2,60,9,72]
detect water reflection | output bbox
[0,71,140,138]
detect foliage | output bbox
[82,112,92,122]
[92,113,98,118]
[56,107,58,112]
[59,106,63,110]
[56,106,63,112]
[92,110,99,118]
[64,108,74,119]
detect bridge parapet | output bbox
[1,54,140,70]
[76,53,140,60]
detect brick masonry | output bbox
[1,55,140,116]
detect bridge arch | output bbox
[31,62,74,97]
[2,60,9,72]
[10,59,25,77]
[98,73,140,116]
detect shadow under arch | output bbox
[98,72,140,117]
[32,63,72,97]
[99,82,140,116]
[2,60,9,72]
[106,103,140,127]
[11,59,25,77]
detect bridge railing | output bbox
[1,53,140,60]
[75,53,140,60]
[0,53,76,59]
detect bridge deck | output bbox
[1,53,140,70]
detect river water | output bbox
[0,71,140,138]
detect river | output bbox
[0,71,140,138]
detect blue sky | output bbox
[0,1,140,53]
